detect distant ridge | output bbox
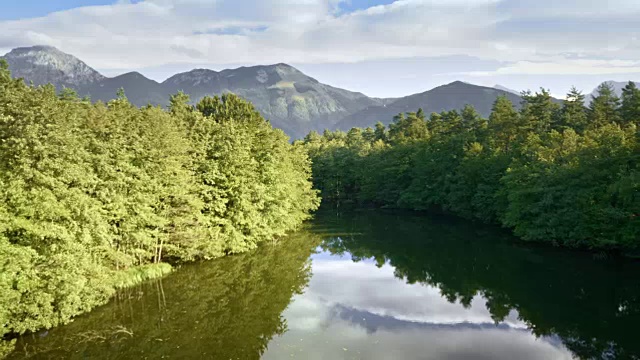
[1,45,577,138]
[334,81,524,130]
[1,46,387,138]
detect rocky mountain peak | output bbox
[1,45,104,88]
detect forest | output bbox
[302,83,639,251]
[0,59,319,354]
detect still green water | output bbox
[6,209,640,359]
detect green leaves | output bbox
[620,81,640,127]
[304,88,639,251]
[186,95,319,255]
[0,69,318,344]
[589,82,621,128]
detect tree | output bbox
[0,59,10,85]
[461,104,482,129]
[620,81,640,127]
[520,88,560,134]
[374,122,387,142]
[0,66,319,345]
[589,82,620,127]
[559,87,588,133]
[346,127,365,148]
[362,127,376,143]
[488,96,521,153]
[302,84,638,252]
[389,112,429,143]
[304,130,322,144]
[169,91,194,116]
[440,109,463,133]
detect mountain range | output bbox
[3,45,617,139]
[4,46,387,138]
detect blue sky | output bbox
[0,0,393,20]
[338,0,394,12]
[0,0,115,20]
[0,0,639,98]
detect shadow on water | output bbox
[315,208,640,360]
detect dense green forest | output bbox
[0,59,318,354]
[302,83,639,250]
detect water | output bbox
[7,209,640,359]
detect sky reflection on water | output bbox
[264,248,573,360]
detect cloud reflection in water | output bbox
[263,251,573,360]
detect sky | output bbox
[0,0,639,98]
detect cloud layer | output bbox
[1,0,638,96]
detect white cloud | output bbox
[464,59,640,76]
[306,259,527,327]
[0,0,638,96]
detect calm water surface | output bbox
[7,209,640,359]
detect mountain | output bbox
[493,84,520,95]
[3,45,552,139]
[2,46,386,139]
[161,64,382,138]
[334,81,524,130]
[84,72,167,106]
[1,45,104,88]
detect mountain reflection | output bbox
[331,304,523,333]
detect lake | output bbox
[6,209,640,359]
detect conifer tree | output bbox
[488,96,520,152]
[374,122,387,142]
[620,81,640,126]
[520,88,560,134]
[560,87,588,133]
[303,83,638,252]
[589,82,621,127]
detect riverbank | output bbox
[0,63,319,356]
[3,230,320,359]
[6,209,640,359]
[1,262,173,355]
